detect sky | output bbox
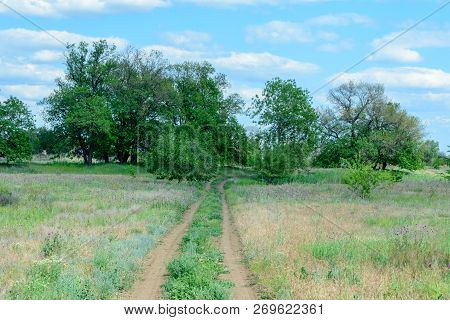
[0,0,449,151]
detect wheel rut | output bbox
[218,180,257,300]
[123,182,210,300]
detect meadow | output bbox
[225,169,449,300]
[0,164,200,299]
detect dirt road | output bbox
[218,181,257,300]
[124,182,210,300]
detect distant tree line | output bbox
[0,40,448,179]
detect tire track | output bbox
[123,182,210,300]
[218,180,257,300]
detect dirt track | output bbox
[218,181,257,300]
[124,182,210,300]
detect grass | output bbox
[0,170,200,299]
[225,168,449,300]
[0,162,141,175]
[162,182,233,300]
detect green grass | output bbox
[225,168,449,299]
[0,162,143,175]
[162,183,233,300]
[0,171,200,299]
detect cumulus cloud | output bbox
[246,13,367,51]
[0,84,54,100]
[0,0,169,17]
[369,29,450,63]
[181,0,329,6]
[305,13,372,26]
[333,67,450,89]
[0,61,64,82]
[163,31,211,49]
[144,45,319,79]
[0,28,128,51]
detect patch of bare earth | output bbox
[218,181,257,300]
[123,182,210,300]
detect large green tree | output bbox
[318,81,425,170]
[43,41,117,165]
[0,97,34,163]
[111,48,171,164]
[250,78,319,178]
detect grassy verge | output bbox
[225,171,449,300]
[162,182,233,300]
[0,173,200,299]
[0,162,143,176]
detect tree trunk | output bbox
[117,151,129,164]
[103,154,109,163]
[382,161,387,170]
[86,148,93,166]
[131,153,138,165]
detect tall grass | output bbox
[0,173,199,299]
[225,170,449,299]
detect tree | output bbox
[250,78,319,178]
[0,97,34,163]
[111,48,171,164]
[318,81,424,170]
[145,61,246,180]
[421,140,440,166]
[43,41,117,165]
[32,127,69,155]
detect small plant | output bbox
[41,232,63,257]
[128,166,137,178]
[0,183,18,206]
[342,158,387,199]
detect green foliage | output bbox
[44,41,117,165]
[318,82,425,171]
[32,127,68,155]
[343,158,389,198]
[0,97,34,163]
[41,232,63,258]
[0,183,18,206]
[250,78,319,179]
[162,186,232,300]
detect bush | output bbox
[41,232,63,257]
[0,183,18,206]
[343,159,388,198]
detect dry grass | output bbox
[226,170,449,300]
[0,173,199,299]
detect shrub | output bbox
[41,232,63,257]
[343,159,388,198]
[0,183,18,206]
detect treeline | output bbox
[0,40,448,180]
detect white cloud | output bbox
[0,0,169,17]
[247,21,312,43]
[32,50,64,62]
[246,14,367,51]
[0,61,64,82]
[305,13,372,26]
[181,0,328,6]
[163,31,211,49]
[144,45,319,79]
[369,29,450,63]
[0,28,128,51]
[0,84,54,100]
[143,45,207,62]
[334,67,450,89]
[213,52,319,75]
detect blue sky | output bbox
[0,0,449,151]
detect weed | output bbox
[41,232,63,258]
[0,183,18,206]
[162,185,233,300]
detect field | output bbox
[225,169,449,299]
[0,163,448,300]
[0,165,200,299]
